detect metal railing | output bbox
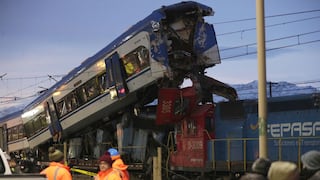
[209,136,320,172]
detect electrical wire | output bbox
[219,29,320,61]
[217,15,320,36]
[214,9,320,25]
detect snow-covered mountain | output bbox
[0,81,318,119]
[214,80,318,102]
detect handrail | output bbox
[166,131,175,179]
[209,136,320,171]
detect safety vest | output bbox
[40,162,72,180]
[95,168,121,180]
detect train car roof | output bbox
[215,93,320,119]
[24,1,213,110]
[242,92,320,113]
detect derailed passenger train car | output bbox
[21,0,223,147]
[16,1,235,178]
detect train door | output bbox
[105,53,128,99]
[46,98,62,143]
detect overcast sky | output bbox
[1,0,320,112]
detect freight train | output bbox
[0,1,319,179]
[157,88,320,179]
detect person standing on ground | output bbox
[40,146,72,180]
[95,152,121,180]
[108,148,130,180]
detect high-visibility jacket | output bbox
[112,158,129,180]
[95,168,121,180]
[40,162,72,180]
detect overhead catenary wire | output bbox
[217,15,320,36]
[1,77,53,97]
[220,30,320,52]
[221,39,320,60]
[219,30,320,60]
[214,9,320,25]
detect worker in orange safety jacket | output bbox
[108,148,130,180]
[40,146,72,180]
[95,152,121,180]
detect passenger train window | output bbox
[7,128,12,142]
[84,78,99,101]
[122,46,149,78]
[24,121,34,137]
[79,86,88,103]
[8,125,25,141]
[65,96,72,113]
[40,113,47,127]
[33,117,42,132]
[97,72,107,93]
[56,100,67,117]
[69,92,79,110]
[18,125,25,139]
[11,126,18,141]
[55,74,106,118]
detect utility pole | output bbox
[268,82,278,97]
[256,0,268,158]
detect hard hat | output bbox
[108,148,119,157]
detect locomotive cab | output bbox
[169,104,215,172]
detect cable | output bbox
[220,30,320,52]
[218,29,320,61]
[0,94,38,104]
[220,39,320,61]
[217,15,320,36]
[214,9,320,25]
[1,78,52,97]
